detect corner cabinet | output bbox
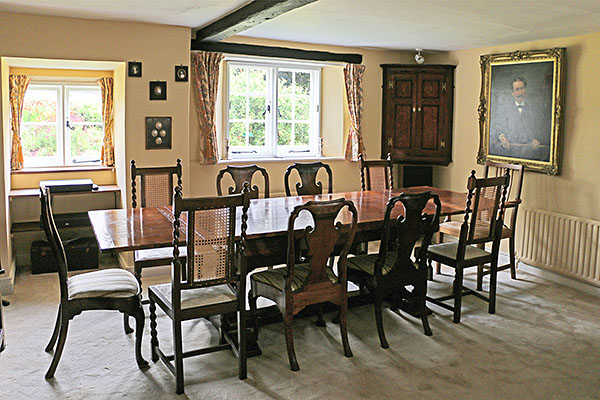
[381,64,455,166]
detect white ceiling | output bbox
[2,0,600,51]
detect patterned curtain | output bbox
[97,77,115,166]
[191,51,224,165]
[9,75,31,170]
[344,64,366,161]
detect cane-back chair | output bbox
[148,184,251,394]
[359,153,393,191]
[41,187,147,379]
[217,164,270,199]
[284,161,333,196]
[426,170,510,323]
[346,192,441,347]
[249,198,358,371]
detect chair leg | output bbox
[132,306,148,368]
[476,265,484,291]
[453,267,464,324]
[283,310,299,371]
[248,289,259,340]
[123,313,133,334]
[373,291,389,349]
[173,319,185,395]
[45,306,61,352]
[237,306,247,380]
[149,299,159,363]
[417,282,432,336]
[45,319,69,379]
[489,260,498,315]
[435,231,444,274]
[316,303,326,327]
[509,235,517,279]
[339,297,353,358]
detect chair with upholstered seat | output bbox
[284,161,333,196]
[426,170,510,323]
[148,184,251,394]
[41,187,147,379]
[346,191,441,348]
[248,198,358,371]
[217,164,270,199]
[359,153,393,191]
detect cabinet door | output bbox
[416,71,449,159]
[383,72,417,160]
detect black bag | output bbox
[30,237,99,274]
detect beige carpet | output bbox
[1,259,599,399]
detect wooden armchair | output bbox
[284,161,333,196]
[359,153,393,191]
[41,187,147,379]
[426,170,510,323]
[148,184,251,394]
[248,198,358,371]
[217,164,270,199]
[346,191,441,348]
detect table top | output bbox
[88,187,466,253]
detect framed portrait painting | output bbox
[477,48,566,175]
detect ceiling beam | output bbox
[191,41,362,64]
[195,0,318,42]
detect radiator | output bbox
[519,208,600,286]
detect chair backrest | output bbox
[286,198,358,291]
[171,183,251,300]
[284,161,333,196]
[131,159,182,208]
[359,153,393,191]
[216,164,270,199]
[39,187,69,304]
[484,161,524,230]
[376,191,441,276]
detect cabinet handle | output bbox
[418,106,422,112]
[412,107,416,113]
[440,140,446,148]
[387,137,393,146]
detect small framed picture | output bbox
[128,61,142,77]
[149,81,167,101]
[175,65,188,82]
[146,117,172,149]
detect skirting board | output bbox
[0,258,16,295]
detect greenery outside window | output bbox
[226,60,321,159]
[21,82,103,167]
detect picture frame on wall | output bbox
[149,81,167,100]
[146,117,172,149]
[477,48,566,175]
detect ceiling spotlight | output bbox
[415,48,425,64]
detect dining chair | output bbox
[359,153,393,191]
[41,187,147,379]
[426,170,510,323]
[248,198,358,371]
[217,164,270,199]
[284,161,333,196]
[148,184,251,395]
[346,191,441,348]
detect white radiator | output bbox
[519,208,600,286]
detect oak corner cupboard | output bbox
[381,64,455,166]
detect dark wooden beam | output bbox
[191,41,362,64]
[195,0,318,42]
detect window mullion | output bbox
[269,67,277,157]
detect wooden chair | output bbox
[217,164,270,199]
[248,198,358,371]
[284,161,333,196]
[426,170,510,323]
[148,184,251,395]
[41,187,147,379]
[359,153,393,191]
[346,191,441,348]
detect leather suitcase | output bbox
[30,237,99,274]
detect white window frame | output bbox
[21,81,103,168]
[225,58,321,160]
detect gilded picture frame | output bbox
[477,48,566,175]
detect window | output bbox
[21,82,103,167]
[226,60,321,159]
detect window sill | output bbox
[11,165,114,175]
[218,156,345,164]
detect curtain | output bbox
[191,51,224,165]
[97,77,115,166]
[343,64,366,161]
[9,75,31,170]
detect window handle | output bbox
[262,105,271,116]
[66,120,75,130]
[289,149,310,153]
[231,150,258,154]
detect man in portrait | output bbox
[490,76,552,162]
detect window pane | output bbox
[278,71,293,95]
[248,96,266,120]
[22,89,57,123]
[278,122,292,145]
[278,96,292,120]
[21,124,57,158]
[295,123,310,145]
[249,122,265,146]
[229,122,246,146]
[70,124,103,161]
[295,97,310,120]
[248,69,267,94]
[230,67,247,93]
[229,95,246,119]
[69,89,102,123]
[295,72,310,95]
